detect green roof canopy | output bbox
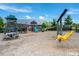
[6,15,17,20]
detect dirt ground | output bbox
[0,31,79,56]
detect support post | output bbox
[60,18,62,35]
[57,9,68,35]
[57,21,59,35]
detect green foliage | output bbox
[51,19,56,27]
[50,19,57,30]
[72,23,79,32]
[0,17,4,28]
[64,15,73,25]
[63,15,73,30]
[41,22,47,31]
[0,17,4,33]
[41,22,46,29]
[41,21,52,28]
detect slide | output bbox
[56,31,74,42]
[33,26,38,32]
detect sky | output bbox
[0,3,79,24]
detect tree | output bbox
[41,22,46,29]
[64,15,73,30]
[51,19,56,27]
[0,17,4,28]
[64,15,73,25]
[41,22,46,32]
[51,19,57,30]
[0,17,4,32]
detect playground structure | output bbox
[33,25,38,32]
[3,15,19,40]
[56,9,74,42]
[30,20,39,32]
[0,9,75,41]
[56,31,74,41]
[5,15,17,32]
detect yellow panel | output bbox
[56,31,74,42]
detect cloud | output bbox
[0,4,32,13]
[70,8,79,11]
[26,15,32,19]
[39,16,45,24]
[67,8,79,14]
[39,16,45,19]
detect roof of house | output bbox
[30,20,37,24]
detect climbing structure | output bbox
[56,9,74,42]
[5,15,17,33]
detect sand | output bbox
[0,31,79,56]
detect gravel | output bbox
[0,31,79,56]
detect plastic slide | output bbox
[34,26,38,32]
[56,31,74,42]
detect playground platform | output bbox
[0,31,79,56]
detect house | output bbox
[29,20,41,32]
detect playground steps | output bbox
[56,31,74,42]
